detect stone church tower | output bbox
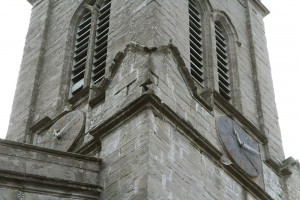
[1,0,300,199]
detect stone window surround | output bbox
[63,0,243,111]
[66,0,111,108]
[189,0,242,111]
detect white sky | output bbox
[0,1,299,160]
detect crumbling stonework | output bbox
[3,0,300,199]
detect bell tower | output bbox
[5,0,300,199]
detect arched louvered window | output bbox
[92,0,111,84]
[189,0,204,87]
[70,0,111,98]
[71,10,92,96]
[215,22,231,100]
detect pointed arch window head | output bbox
[189,0,204,87]
[70,0,111,98]
[214,21,231,101]
[71,10,92,96]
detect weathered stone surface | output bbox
[0,139,102,199]
[5,0,300,199]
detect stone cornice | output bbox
[0,169,102,195]
[250,0,270,17]
[86,93,222,159]
[26,0,39,6]
[75,42,280,186]
[25,0,269,16]
[26,0,34,5]
[82,92,273,200]
[0,138,102,197]
[73,41,276,199]
[0,139,102,162]
[281,157,299,176]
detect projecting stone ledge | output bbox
[26,0,39,5]
[0,139,102,199]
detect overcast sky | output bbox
[0,1,298,160]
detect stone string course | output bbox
[2,0,299,199]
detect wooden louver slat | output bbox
[92,0,111,84]
[215,22,231,100]
[189,0,204,86]
[71,10,92,96]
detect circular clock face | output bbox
[36,110,85,152]
[216,116,261,177]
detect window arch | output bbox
[214,21,231,100]
[212,12,240,107]
[69,0,111,98]
[71,9,93,96]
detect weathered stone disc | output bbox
[36,110,85,152]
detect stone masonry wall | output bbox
[89,39,283,199]
[7,0,52,142]
[148,110,253,200]
[0,139,101,199]
[6,0,292,199]
[33,0,83,122]
[10,0,284,161]
[283,162,300,200]
[94,100,270,199]
[247,0,285,161]
[9,0,284,160]
[98,110,151,199]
